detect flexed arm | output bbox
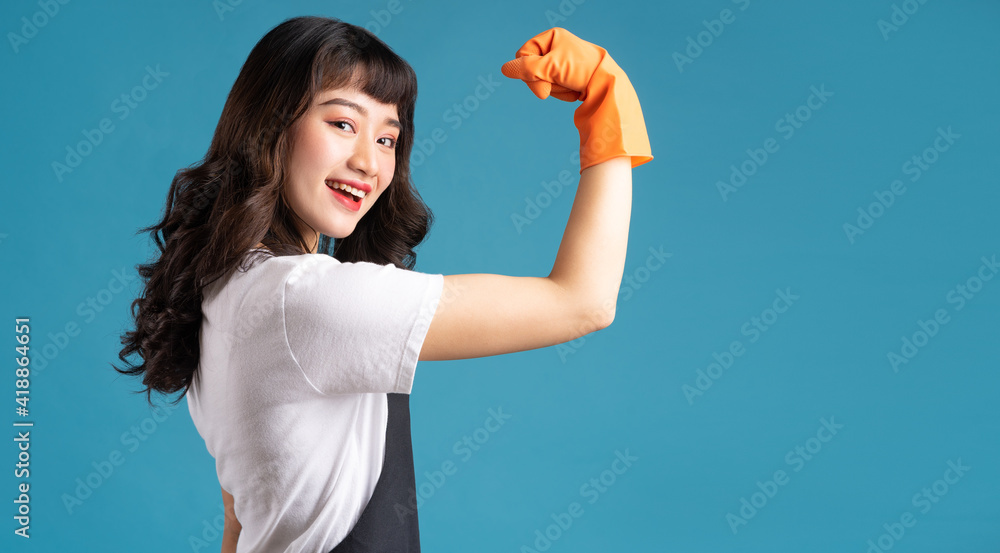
[419,28,652,362]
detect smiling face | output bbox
[282,85,401,250]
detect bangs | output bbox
[311,34,416,116]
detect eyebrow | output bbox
[319,97,401,131]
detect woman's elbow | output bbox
[578,296,616,335]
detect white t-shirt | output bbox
[186,249,444,552]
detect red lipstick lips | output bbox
[325,179,370,212]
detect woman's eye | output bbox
[379,137,397,149]
[328,120,354,132]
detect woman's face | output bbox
[283,85,400,245]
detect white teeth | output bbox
[327,181,367,199]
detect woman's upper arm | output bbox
[418,274,609,361]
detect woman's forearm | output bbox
[221,524,239,553]
[220,486,240,553]
[547,155,632,327]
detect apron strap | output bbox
[329,393,421,552]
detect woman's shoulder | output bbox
[228,249,424,302]
[203,250,330,304]
[242,249,340,275]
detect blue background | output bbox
[1,0,997,551]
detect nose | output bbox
[347,132,378,177]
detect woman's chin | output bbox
[323,221,359,240]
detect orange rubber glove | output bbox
[500,27,653,172]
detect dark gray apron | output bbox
[329,393,421,552]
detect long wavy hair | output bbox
[114,16,432,407]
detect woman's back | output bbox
[188,250,443,551]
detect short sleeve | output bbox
[281,254,444,395]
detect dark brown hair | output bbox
[114,16,433,406]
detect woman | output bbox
[115,16,651,553]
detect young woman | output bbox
[115,16,651,553]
